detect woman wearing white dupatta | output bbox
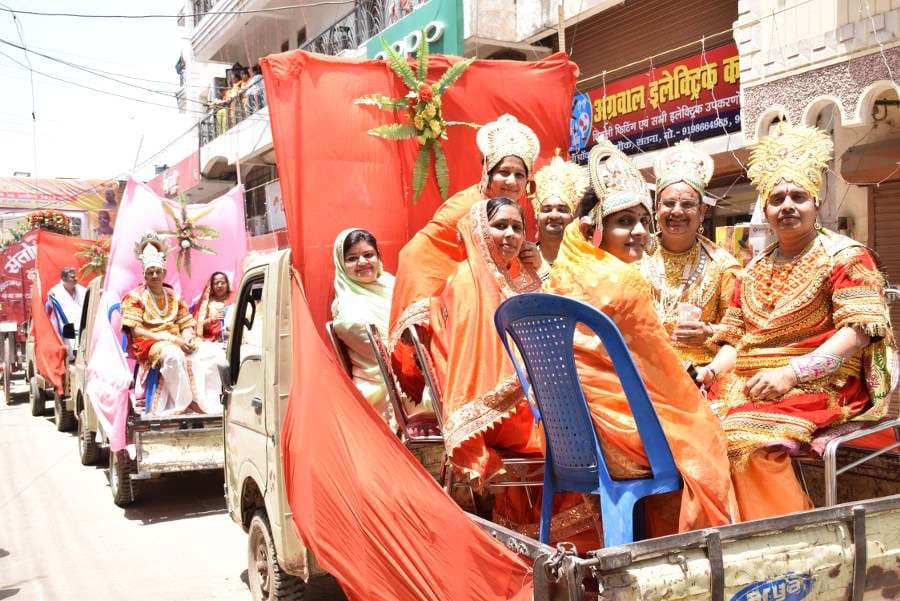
[332,229,396,426]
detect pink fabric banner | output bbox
[88,178,248,452]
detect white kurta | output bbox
[48,281,86,356]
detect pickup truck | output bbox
[219,250,333,600]
[223,249,900,600]
[69,279,225,506]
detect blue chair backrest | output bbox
[494,293,679,489]
[107,302,128,352]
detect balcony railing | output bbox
[199,81,267,146]
[192,0,216,26]
[301,1,386,57]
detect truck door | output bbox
[224,271,268,513]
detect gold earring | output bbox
[698,223,704,234]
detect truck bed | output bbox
[475,494,900,600]
[129,413,224,478]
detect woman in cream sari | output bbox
[430,197,600,549]
[545,141,738,535]
[331,229,397,426]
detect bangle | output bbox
[789,352,843,383]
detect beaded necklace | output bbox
[756,237,818,310]
[648,239,708,323]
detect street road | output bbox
[0,381,345,601]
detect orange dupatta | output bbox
[428,200,543,481]
[546,223,739,533]
[388,184,484,347]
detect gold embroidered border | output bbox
[443,374,524,454]
[387,297,431,352]
[494,497,601,544]
[723,411,817,469]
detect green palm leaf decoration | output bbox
[354,31,479,202]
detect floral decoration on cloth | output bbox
[354,31,478,202]
[156,194,219,276]
[75,238,111,279]
[25,210,72,236]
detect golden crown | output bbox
[532,149,589,215]
[747,122,833,205]
[588,140,652,222]
[476,114,540,175]
[653,139,715,203]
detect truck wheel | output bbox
[54,391,76,432]
[109,449,140,507]
[78,409,101,465]
[29,376,46,416]
[247,511,306,601]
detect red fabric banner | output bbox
[29,230,91,391]
[261,50,579,600]
[0,231,37,325]
[261,50,577,329]
[284,281,533,601]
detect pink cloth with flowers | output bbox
[87,178,248,452]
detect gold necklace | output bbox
[146,288,169,318]
[659,244,700,287]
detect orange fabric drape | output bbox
[284,280,534,601]
[29,230,91,392]
[428,201,543,481]
[546,224,739,533]
[260,50,577,331]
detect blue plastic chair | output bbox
[494,292,682,548]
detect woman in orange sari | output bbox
[430,197,600,548]
[545,141,738,535]
[390,114,542,401]
[697,124,897,520]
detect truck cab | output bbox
[221,249,330,600]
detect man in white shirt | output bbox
[47,267,86,356]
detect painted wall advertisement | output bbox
[570,43,741,160]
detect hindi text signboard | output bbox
[570,42,741,160]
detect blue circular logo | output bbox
[569,92,593,153]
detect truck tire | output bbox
[29,376,46,416]
[247,511,306,601]
[78,409,101,465]
[109,449,140,507]
[54,390,76,432]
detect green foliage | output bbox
[380,37,418,90]
[416,29,429,81]
[432,141,450,201]
[434,57,475,96]
[353,94,408,111]
[368,123,418,140]
[412,142,433,203]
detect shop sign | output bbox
[367,0,463,59]
[570,42,741,160]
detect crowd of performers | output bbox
[330,114,897,550]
